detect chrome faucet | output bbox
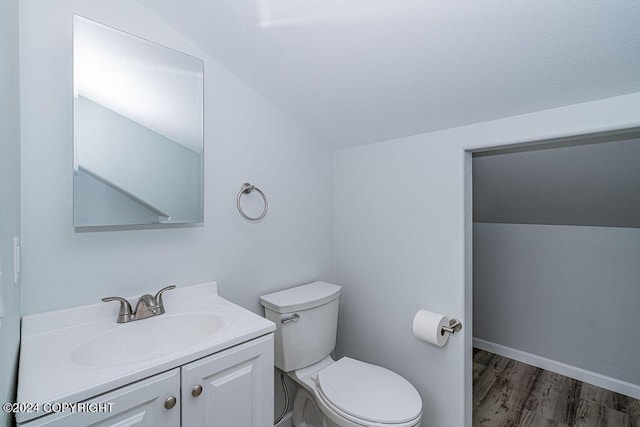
[102,285,176,323]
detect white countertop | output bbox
[16,282,275,424]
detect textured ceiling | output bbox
[137,0,640,148]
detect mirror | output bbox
[73,16,204,227]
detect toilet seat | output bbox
[314,357,422,425]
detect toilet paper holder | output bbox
[441,318,463,335]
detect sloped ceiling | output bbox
[137,0,640,148]
[473,136,640,228]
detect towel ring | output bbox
[237,183,268,221]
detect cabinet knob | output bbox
[164,396,177,409]
[192,384,203,397]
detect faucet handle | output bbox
[101,297,133,323]
[154,285,176,314]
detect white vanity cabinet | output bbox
[20,334,274,427]
[17,282,276,427]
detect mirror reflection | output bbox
[73,16,204,227]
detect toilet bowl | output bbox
[291,356,422,427]
[261,282,422,427]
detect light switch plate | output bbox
[0,255,5,324]
[13,236,20,284]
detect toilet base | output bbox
[292,388,340,427]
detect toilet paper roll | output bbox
[412,310,450,347]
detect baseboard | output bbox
[473,338,640,400]
[274,411,293,427]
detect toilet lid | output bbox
[316,357,422,424]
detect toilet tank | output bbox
[260,282,341,372]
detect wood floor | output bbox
[473,349,640,427]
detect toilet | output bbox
[260,282,422,427]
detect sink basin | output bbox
[73,312,226,367]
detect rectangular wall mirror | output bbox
[73,16,204,227]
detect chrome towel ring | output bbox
[237,183,268,222]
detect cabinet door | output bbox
[181,334,274,427]
[21,369,180,427]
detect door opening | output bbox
[465,129,640,426]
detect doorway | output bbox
[466,130,640,426]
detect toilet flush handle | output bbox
[281,313,300,324]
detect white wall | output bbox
[474,223,640,388]
[0,0,21,425]
[333,92,640,427]
[19,1,331,419]
[19,0,333,319]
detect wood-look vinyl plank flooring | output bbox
[473,349,640,427]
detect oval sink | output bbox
[73,312,226,367]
